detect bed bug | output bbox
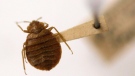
[16,17,73,75]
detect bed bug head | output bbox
[27,21,44,33]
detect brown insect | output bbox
[16,17,73,75]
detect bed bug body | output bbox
[17,18,73,75]
[26,21,62,70]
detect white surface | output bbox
[1,0,135,76]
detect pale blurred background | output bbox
[0,0,135,76]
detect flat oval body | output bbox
[25,29,62,70]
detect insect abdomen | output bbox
[26,29,61,70]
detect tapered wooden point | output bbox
[55,16,108,42]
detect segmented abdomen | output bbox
[26,29,61,70]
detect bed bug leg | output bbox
[22,42,27,75]
[48,27,73,54]
[23,42,27,63]
[43,22,49,28]
[16,22,30,33]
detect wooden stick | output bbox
[54,16,108,42]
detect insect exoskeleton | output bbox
[16,17,73,75]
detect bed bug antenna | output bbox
[36,17,42,21]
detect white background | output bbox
[0,0,135,76]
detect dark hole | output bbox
[93,22,100,29]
